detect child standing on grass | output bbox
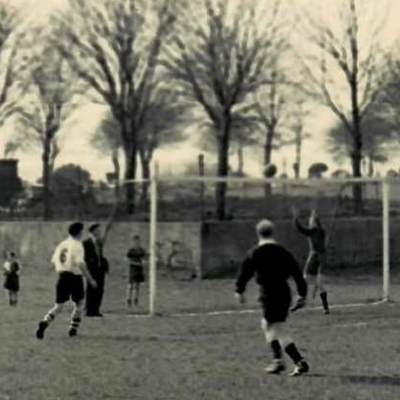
[3,251,21,306]
[126,235,147,307]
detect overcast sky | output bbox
[2,0,400,183]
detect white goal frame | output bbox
[126,168,391,316]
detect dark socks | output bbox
[285,343,303,364]
[320,292,329,313]
[270,340,282,359]
[70,317,81,332]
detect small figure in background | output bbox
[126,235,147,307]
[3,251,21,306]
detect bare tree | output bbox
[296,0,389,212]
[229,117,260,177]
[137,87,188,203]
[254,68,286,171]
[253,66,292,194]
[7,34,76,220]
[326,110,394,177]
[52,0,175,213]
[195,111,260,177]
[90,114,123,197]
[162,0,287,219]
[285,99,311,178]
[0,4,28,130]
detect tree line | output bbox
[0,0,399,219]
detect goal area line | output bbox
[104,298,388,319]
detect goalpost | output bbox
[144,167,391,316]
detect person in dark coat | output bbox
[84,223,109,317]
[235,219,309,376]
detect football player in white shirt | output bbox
[36,222,97,339]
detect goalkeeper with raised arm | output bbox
[293,208,329,314]
[235,219,309,377]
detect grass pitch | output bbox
[1,264,400,400]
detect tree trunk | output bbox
[139,148,151,206]
[264,129,274,197]
[124,145,138,215]
[111,148,121,200]
[42,138,52,220]
[351,131,363,214]
[294,130,302,178]
[237,146,244,176]
[350,75,363,214]
[115,109,138,215]
[198,153,205,219]
[215,115,231,220]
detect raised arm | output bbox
[295,218,313,236]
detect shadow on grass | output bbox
[341,375,400,386]
[78,333,187,343]
[306,373,400,387]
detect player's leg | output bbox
[36,302,64,339]
[69,276,85,336]
[126,284,133,307]
[318,271,329,314]
[126,267,134,307]
[275,323,309,377]
[133,282,140,305]
[264,321,309,376]
[11,290,17,306]
[69,301,83,337]
[6,289,12,306]
[36,272,69,339]
[304,252,321,299]
[262,295,309,376]
[261,318,285,374]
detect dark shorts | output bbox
[260,290,292,323]
[4,274,19,292]
[304,251,325,276]
[56,272,84,304]
[129,265,145,284]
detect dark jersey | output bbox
[127,247,146,267]
[236,242,307,299]
[295,219,326,252]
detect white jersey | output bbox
[3,260,21,274]
[51,237,85,275]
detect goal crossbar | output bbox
[119,172,392,315]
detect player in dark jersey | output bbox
[235,219,309,377]
[126,235,147,307]
[293,208,329,314]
